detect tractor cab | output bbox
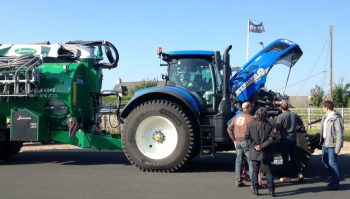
[159,50,223,113]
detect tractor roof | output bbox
[162,50,214,61]
[164,50,214,56]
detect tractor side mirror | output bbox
[119,86,128,96]
[114,78,128,96]
[161,74,169,80]
[114,85,128,96]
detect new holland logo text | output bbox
[14,48,37,55]
[17,116,32,120]
[235,67,270,96]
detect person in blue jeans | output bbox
[227,102,253,187]
[320,100,344,190]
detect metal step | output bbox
[200,125,215,158]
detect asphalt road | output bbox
[0,150,349,199]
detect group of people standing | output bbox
[227,100,344,196]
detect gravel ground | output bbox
[20,142,350,154]
[20,143,82,152]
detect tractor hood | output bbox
[230,39,302,102]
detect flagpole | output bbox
[246,19,250,61]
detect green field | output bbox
[307,129,350,141]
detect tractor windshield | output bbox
[168,59,212,91]
[168,58,216,112]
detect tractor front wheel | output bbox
[122,100,194,172]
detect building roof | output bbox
[288,96,309,108]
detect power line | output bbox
[296,34,329,95]
[275,71,326,91]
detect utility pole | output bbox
[330,25,333,100]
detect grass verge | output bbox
[307,129,350,141]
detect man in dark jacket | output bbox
[245,107,275,196]
[276,100,304,182]
[320,100,344,190]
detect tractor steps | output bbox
[199,125,215,158]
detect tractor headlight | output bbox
[45,99,68,116]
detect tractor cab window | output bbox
[168,58,215,112]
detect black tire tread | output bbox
[122,99,194,172]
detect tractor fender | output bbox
[120,86,201,119]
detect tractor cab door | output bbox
[167,58,217,113]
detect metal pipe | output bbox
[223,45,232,100]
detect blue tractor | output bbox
[120,39,315,172]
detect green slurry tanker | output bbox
[0,41,126,159]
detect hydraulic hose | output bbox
[0,55,40,69]
[65,40,119,69]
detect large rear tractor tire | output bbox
[268,118,311,176]
[122,100,195,172]
[272,129,311,176]
[296,130,312,169]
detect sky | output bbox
[1,0,349,96]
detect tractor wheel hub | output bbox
[153,131,165,143]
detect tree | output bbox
[346,83,350,107]
[310,85,324,107]
[332,79,349,107]
[128,78,158,97]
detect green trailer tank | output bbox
[0,40,126,159]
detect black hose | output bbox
[308,118,322,126]
[97,90,123,129]
[116,94,122,124]
[65,40,119,69]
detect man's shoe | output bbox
[279,177,291,183]
[258,184,266,189]
[326,184,339,190]
[236,182,245,187]
[297,173,304,182]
